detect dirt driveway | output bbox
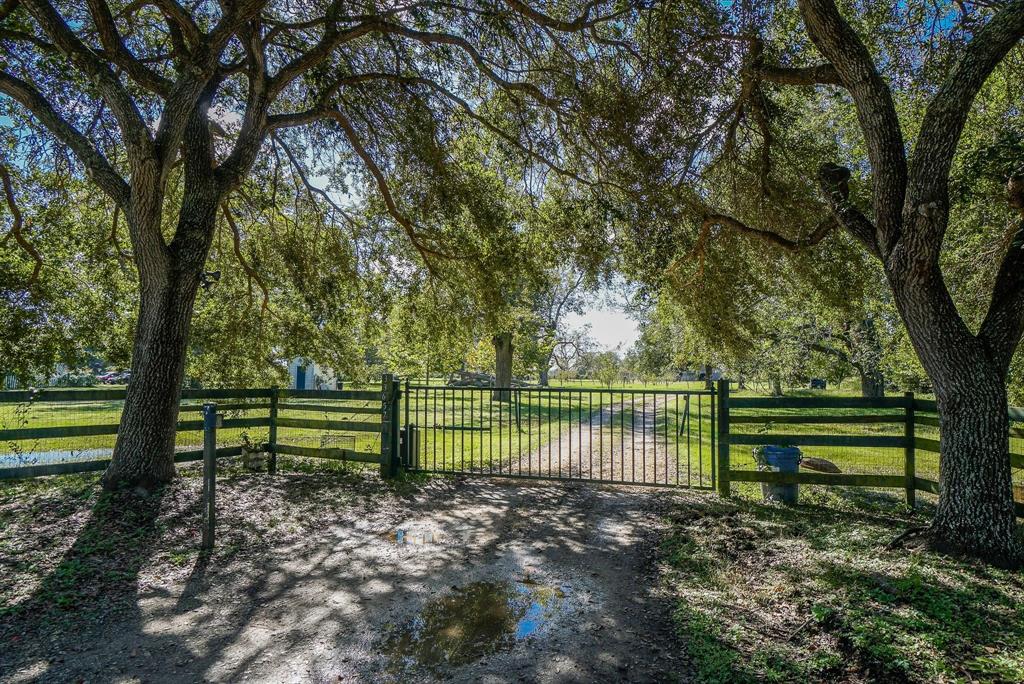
[1,474,691,683]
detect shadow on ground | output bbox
[1,468,689,683]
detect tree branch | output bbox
[753,63,842,86]
[907,0,1024,230]
[979,176,1024,374]
[86,0,172,95]
[797,0,907,254]
[221,201,269,315]
[817,163,880,257]
[324,107,452,271]
[0,70,129,206]
[0,163,42,284]
[22,0,153,155]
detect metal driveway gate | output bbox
[402,385,716,489]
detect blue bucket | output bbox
[759,445,801,504]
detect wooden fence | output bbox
[716,380,1024,516]
[0,382,401,480]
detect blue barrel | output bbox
[759,445,801,504]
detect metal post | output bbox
[905,391,916,508]
[268,386,279,475]
[201,402,218,551]
[391,376,401,472]
[716,379,731,497]
[380,374,400,478]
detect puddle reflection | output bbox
[381,579,567,673]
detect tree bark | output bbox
[857,366,885,398]
[930,361,1021,565]
[101,269,202,490]
[770,374,783,397]
[703,363,714,390]
[539,365,550,386]
[102,182,219,491]
[493,333,513,402]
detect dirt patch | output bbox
[1,464,690,682]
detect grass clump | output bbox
[660,487,1024,683]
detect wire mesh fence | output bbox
[0,389,273,476]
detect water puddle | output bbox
[389,528,442,545]
[381,579,567,673]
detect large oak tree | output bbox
[625,0,1024,562]
[0,0,626,490]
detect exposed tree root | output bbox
[887,524,1024,569]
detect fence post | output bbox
[268,386,279,475]
[716,379,731,497]
[201,402,218,551]
[904,391,916,508]
[380,373,400,478]
[403,378,411,467]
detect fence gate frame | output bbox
[398,381,718,489]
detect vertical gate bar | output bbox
[588,391,593,480]
[642,392,647,483]
[905,391,916,508]
[556,390,561,477]
[268,387,278,475]
[517,390,522,475]
[614,389,622,481]
[699,394,704,486]
[528,390,533,476]
[510,390,515,476]
[404,379,410,468]
[537,391,542,476]
[498,388,503,473]
[675,394,680,486]
[665,394,670,484]
[630,392,636,483]
[567,391,572,478]
[716,379,730,496]
[469,389,474,472]
[443,388,448,472]
[547,389,552,477]
[599,391,604,480]
[578,390,583,478]
[710,386,717,491]
[459,388,464,473]
[686,395,691,487]
[432,387,438,472]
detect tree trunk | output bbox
[493,333,513,402]
[770,374,783,397]
[703,363,714,390]
[101,267,203,491]
[858,365,885,398]
[539,365,550,387]
[930,363,1021,565]
[884,230,1023,564]
[102,181,219,492]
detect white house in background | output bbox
[287,358,340,390]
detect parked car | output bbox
[98,370,131,384]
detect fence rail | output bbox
[0,385,391,480]
[718,381,1024,517]
[3,379,1024,519]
